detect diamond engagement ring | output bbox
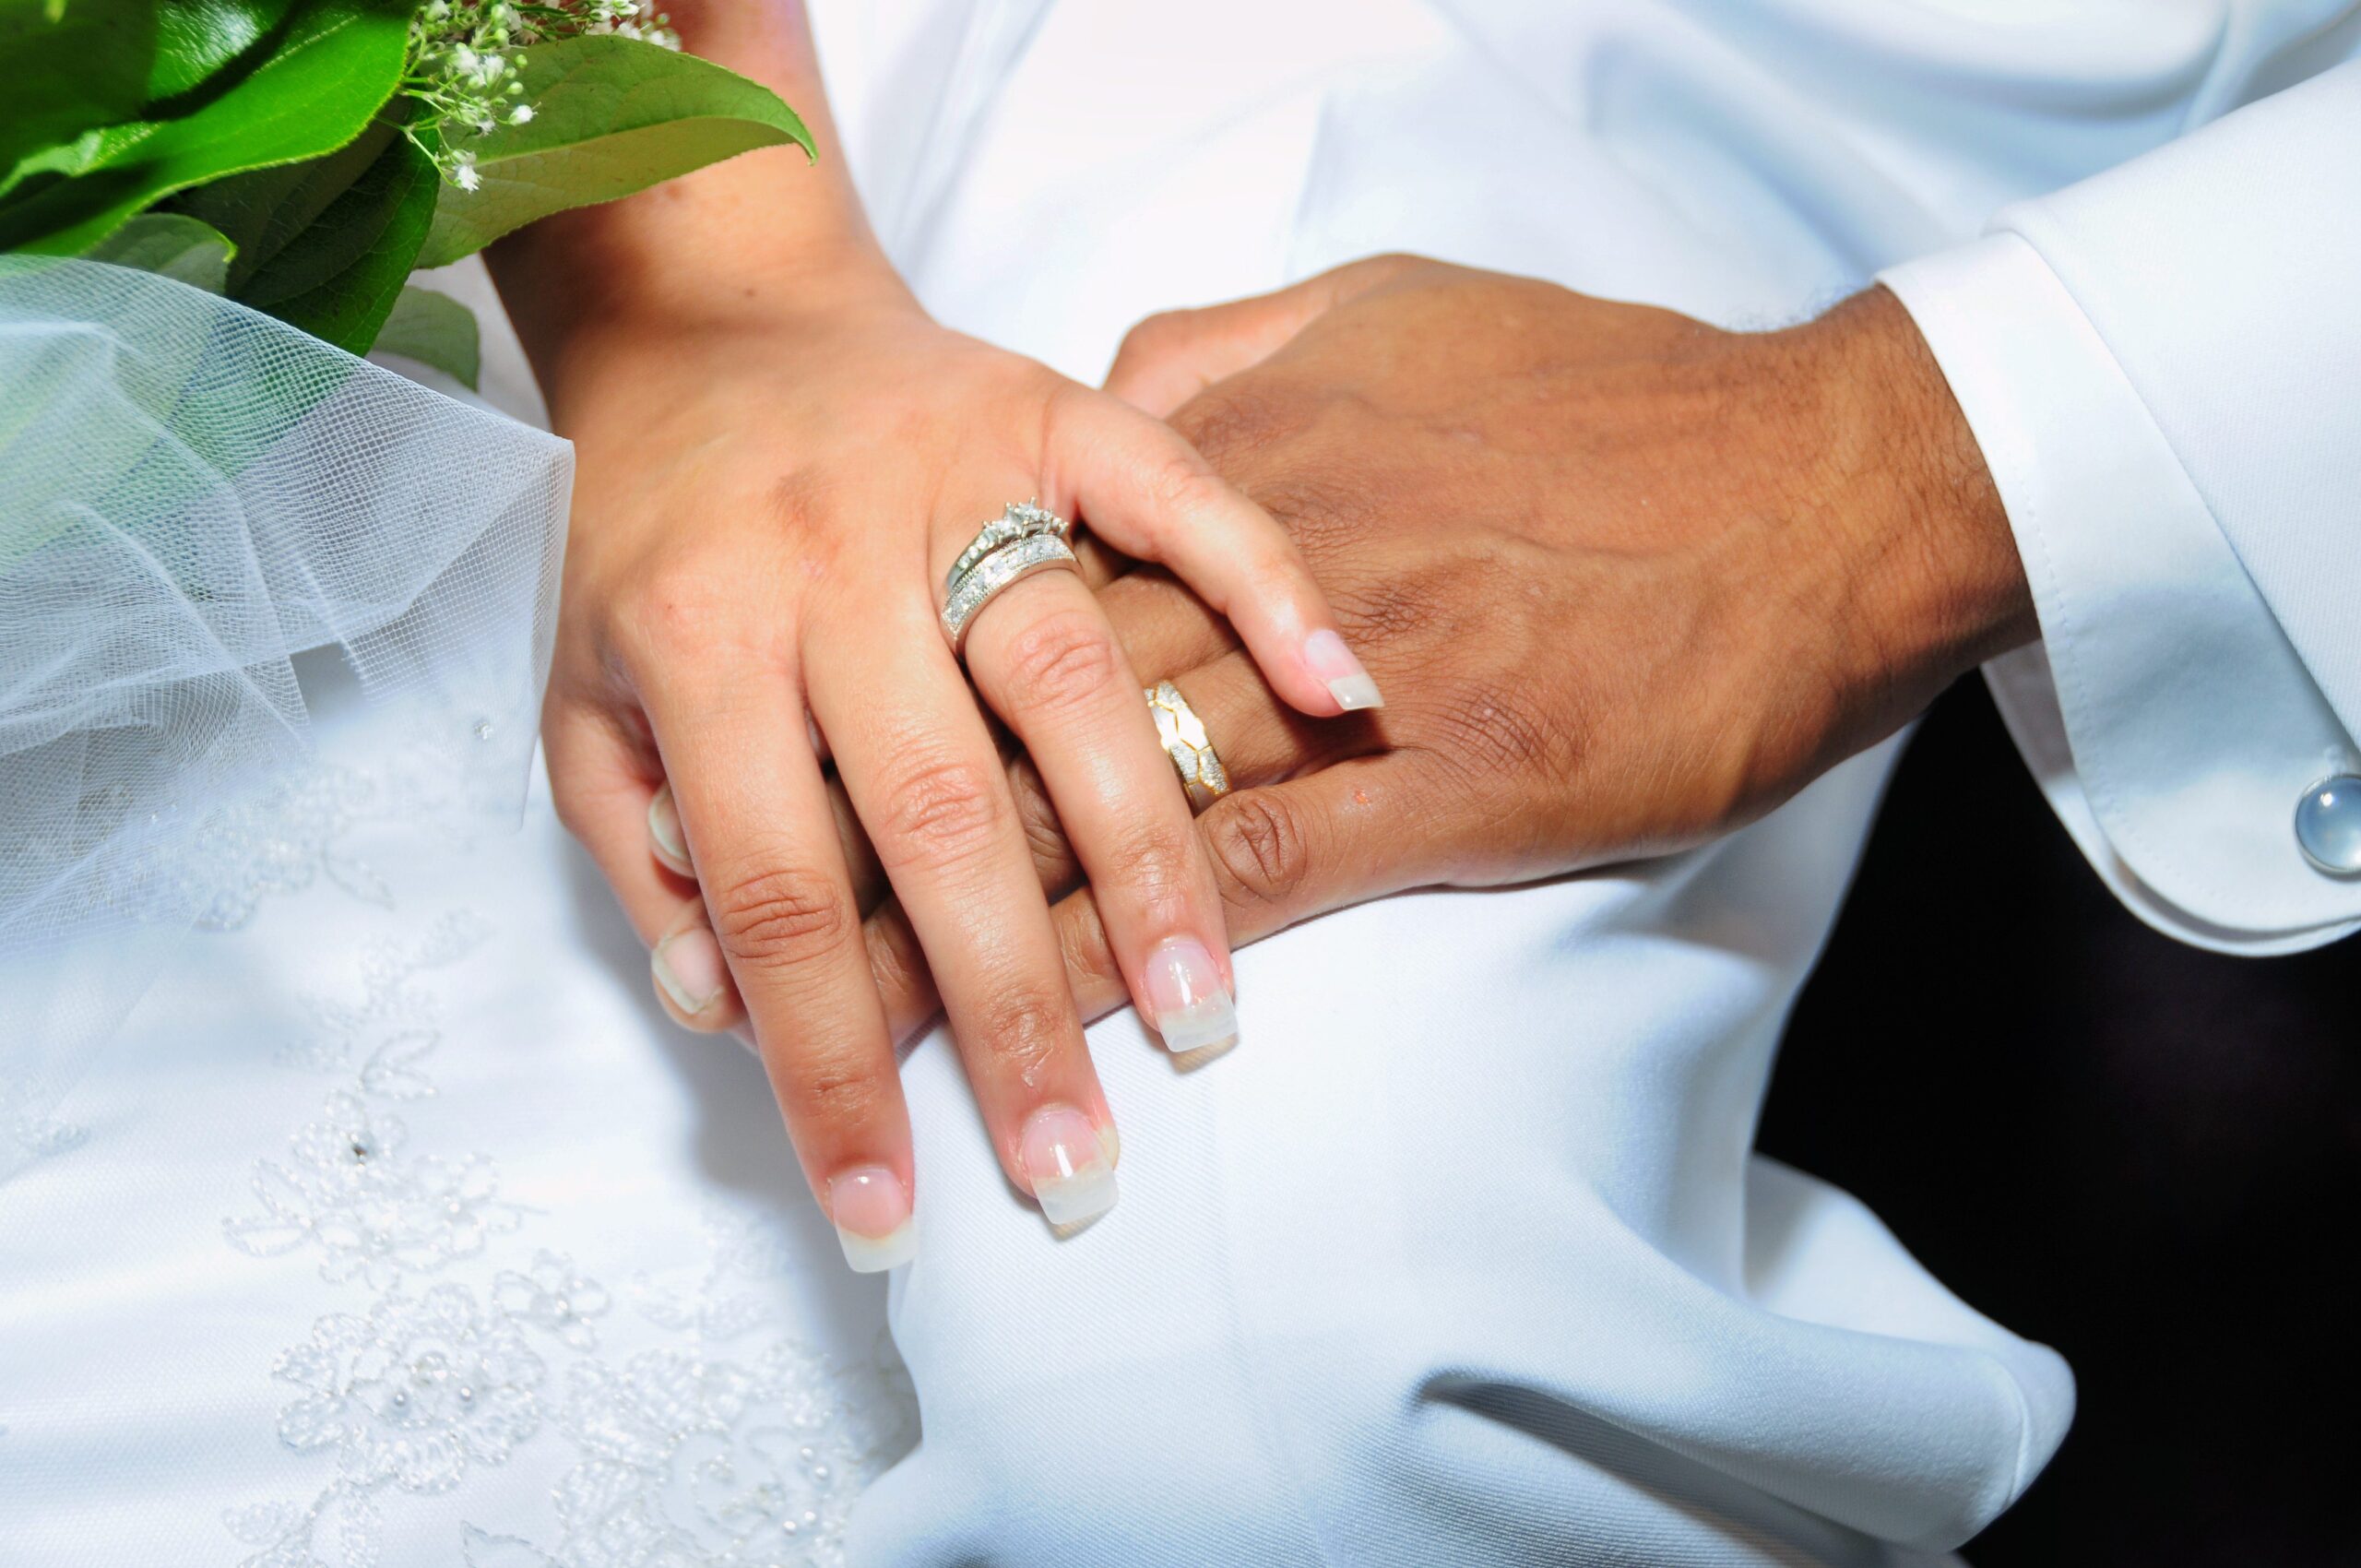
[1145,680,1230,813]
[940,531,1083,656]
[945,500,1072,595]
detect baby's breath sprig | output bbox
[402,0,679,189]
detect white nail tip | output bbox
[836,1218,918,1274]
[651,944,718,1016]
[647,792,687,864]
[1034,1160,1119,1229]
[1155,995,1240,1055]
[1327,674,1384,712]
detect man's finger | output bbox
[1054,755,1435,1026]
[1101,255,1427,416]
[1095,567,1232,680]
[861,650,1365,1043]
[870,754,1430,1040]
[1045,387,1382,718]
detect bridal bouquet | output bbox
[0,0,811,384]
[0,1,807,1172]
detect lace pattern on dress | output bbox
[222,913,917,1567]
[184,766,402,933]
[3,761,424,1175]
[0,1075,87,1162]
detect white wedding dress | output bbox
[8,3,2356,1565]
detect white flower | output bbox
[541,1337,913,1566]
[274,1286,546,1494]
[224,1088,518,1284]
[493,1250,609,1350]
[405,0,686,186]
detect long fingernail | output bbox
[647,784,689,867]
[653,926,728,1016]
[1142,935,1239,1054]
[829,1165,917,1273]
[1303,628,1383,711]
[1019,1105,1119,1229]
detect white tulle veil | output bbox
[0,257,571,1176]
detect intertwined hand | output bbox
[830,256,2033,1034]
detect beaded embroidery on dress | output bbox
[1,257,914,1566]
[220,906,916,1568]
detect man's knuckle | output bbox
[1252,470,1377,564]
[1056,901,1121,990]
[1433,675,1560,780]
[862,917,924,1005]
[1205,791,1313,909]
[1173,384,1296,472]
[1009,762,1075,879]
[708,864,852,965]
[1330,571,1436,647]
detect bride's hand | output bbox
[807,257,2035,1033]
[499,220,1368,1253]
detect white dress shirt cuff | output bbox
[1880,234,2361,954]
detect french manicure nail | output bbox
[652,926,727,1016]
[829,1165,917,1273]
[1303,628,1383,711]
[1019,1105,1119,1229]
[1143,936,1239,1053]
[647,784,689,867]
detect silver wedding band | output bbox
[1145,679,1230,813]
[940,502,1083,657]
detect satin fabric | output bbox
[822,1,2083,1562]
[821,1,2349,1562]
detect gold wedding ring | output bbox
[1145,680,1230,813]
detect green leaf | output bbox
[0,0,299,185]
[172,113,397,291]
[150,1,306,94]
[77,209,233,291]
[417,34,813,268]
[373,284,481,389]
[231,121,438,354]
[0,0,409,256]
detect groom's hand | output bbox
[853,256,2038,1037]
